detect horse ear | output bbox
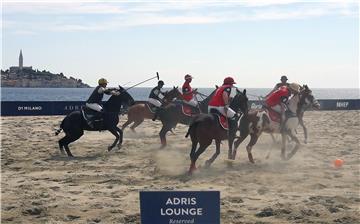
[243,89,246,95]
[215,85,219,89]
[176,86,178,89]
[236,88,240,94]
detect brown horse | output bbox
[122,87,183,131]
[185,89,248,174]
[232,85,319,162]
[157,89,217,148]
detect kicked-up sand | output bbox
[1,111,359,223]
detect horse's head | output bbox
[230,88,248,115]
[163,86,183,102]
[299,85,320,110]
[105,86,135,112]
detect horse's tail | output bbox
[55,128,62,136]
[55,119,65,136]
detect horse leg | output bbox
[58,137,66,154]
[107,128,120,151]
[281,133,287,160]
[270,133,277,144]
[189,139,198,173]
[205,139,221,168]
[246,134,259,163]
[299,118,308,144]
[189,140,212,175]
[122,119,133,131]
[62,132,83,157]
[286,131,301,160]
[130,118,144,132]
[159,125,171,148]
[232,133,249,160]
[116,127,123,149]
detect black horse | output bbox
[185,89,248,174]
[55,87,135,157]
[157,89,217,147]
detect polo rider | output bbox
[264,82,301,131]
[182,74,198,107]
[266,75,290,97]
[208,77,237,119]
[86,78,120,127]
[148,80,166,121]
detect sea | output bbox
[1,87,359,101]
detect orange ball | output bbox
[333,159,344,168]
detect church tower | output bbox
[19,50,23,70]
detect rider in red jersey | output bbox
[265,83,300,131]
[208,77,237,118]
[182,74,198,107]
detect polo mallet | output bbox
[125,72,160,91]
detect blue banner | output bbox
[1,99,359,116]
[140,191,220,224]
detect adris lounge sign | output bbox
[140,191,220,224]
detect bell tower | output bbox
[19,49,23,70]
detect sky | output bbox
[1,0,359,88]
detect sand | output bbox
[1,111,359,223]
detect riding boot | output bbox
[228,118,237,138]
[88,120,95,129]
[152,106,164,121]
[152,108,159,121]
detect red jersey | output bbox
[182,81,193,101]
[209,84,232,107]
[265,86,290,107]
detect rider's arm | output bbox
[266,84,279,97]
[103,87,120,95]
[222,87,231,109]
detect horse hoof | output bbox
[248,153,255,163]
[108,146,113,151]
[204,160,211,168]
[117,144,122,150]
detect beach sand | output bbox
[1,111,359,223]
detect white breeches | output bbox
[184,98,198,107]
[270,104,282,113]
[208,106,236,118]
[148,98,162,107]
[86,103,103,112]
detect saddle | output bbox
[146,103,157,113]
[263,106,296,124]
[81,106,104,129]
[209,109,229,130]
[181,104,199,117]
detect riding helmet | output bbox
[281,75,288,81]
[158,80,165,86]
[223,77,236,85]
[98,78,108,85]
[184,74,193,80]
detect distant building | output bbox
[9,50,32,73]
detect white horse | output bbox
[232,85,319,162]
